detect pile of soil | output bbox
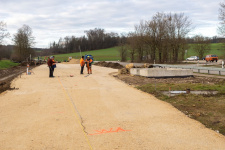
[94,61,124,69]
[118,68,130,74]
[0,65,37,94]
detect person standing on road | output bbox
[52,56,56,73]
[47,56,54,77]
[86,56,93,74]
[80,56,85,74]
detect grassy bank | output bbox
[137,80,225,135]
[115,73,225,136]
[50,47,120,62]
[0,60,20,69]
[41,43,225,62]
[186,43,224,59]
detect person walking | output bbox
[86,56,93,74]
[47,56,54,77]
[80,56,85,74]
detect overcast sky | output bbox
[0,0,223,48]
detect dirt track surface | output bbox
[1,64,225,150]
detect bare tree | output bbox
[166,13,192,62]
[0,45,13,60]
[0,21,10,45]
[118,34,128,62]
[127,32,137,62]
[133,20,147,62]
[147,13,168,63]
[218,2,225,60]
[137,12,192,63]
[192,35,210,59]
[12,25,35,61]
[218,2,225,36]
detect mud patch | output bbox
[94,61,124,69]
[0,65,37,94]
[115,74,224,86]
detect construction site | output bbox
[0,59,225,150]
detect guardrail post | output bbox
[198,69,200,73]
[219,71,221,75]
[208,70,210,74]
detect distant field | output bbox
[186,43,224,59]
[50,47,120,62]
[42,43,225,62]
[0,60,19,69]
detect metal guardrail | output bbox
[153,64,225,76]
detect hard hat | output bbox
[87,56,90,57]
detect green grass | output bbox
[0,60,20,69]
[186,43,225,59]
[40,43,225,62]
[135,80,225,135]
[137,82,225,94]
[47,47,120,62]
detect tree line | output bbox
[0,24,35,61]
[44,28,119,55]
[120,12,210,63]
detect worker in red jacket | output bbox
[47,56,54,77]
[80,56,85,74]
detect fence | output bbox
[153,64,225,76]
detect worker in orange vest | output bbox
[86,56,93,74]
[80,56,85,74]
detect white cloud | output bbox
[0,0,223,47]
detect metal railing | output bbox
[153,64,225,76]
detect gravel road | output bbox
[0,64,225,150]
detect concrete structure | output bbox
[130,68,193,78]
[130,68,141,76]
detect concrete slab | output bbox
[130,68,141,76]
[131,68,193,78]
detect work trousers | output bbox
[80,66,84,74]
[87,66,92,74]
[49,66,53,77]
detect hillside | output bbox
[51,47,120,62]
[186,43,225,59]
[43,43,225,62]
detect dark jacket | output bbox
[47,59,53,67]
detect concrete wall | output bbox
[130,68,141,76]
[130,68,193,77]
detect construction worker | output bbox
[80,56,85,74]
[47,56,54,77]
[86,56,93,74]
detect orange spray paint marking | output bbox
[89,127,131,135]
